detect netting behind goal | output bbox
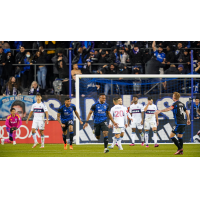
[75,75,200,144]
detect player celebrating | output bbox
[26,93,49,148]
[57,97,83,150]
[128,96,145,146]
[155,92,190,155]
[108,97,128,150]
[83,93,118,153]
[143,97,159,148]
[1,108,22,145]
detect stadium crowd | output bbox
[0,41,200,96]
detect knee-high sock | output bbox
[112,136,117,147]
[41,135,45,146]
[12,132,16,142]
[62,134,67,144]
[171,137,181,150]
[117,137,122,149]
[104,136,109,149]
[153,131,158,144]
[140,132,144,142]
[70,132,74,145]
[4,139,11,143]
[178,137,183,149]
[131,132,136,144]
[145,131,149,145]
[32,133,37,143]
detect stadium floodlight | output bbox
[76,74,200,145]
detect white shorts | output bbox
[130,122,143,129]
[144,121,157,130]
[112,127,124,134]
[32,120,45,130]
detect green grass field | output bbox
[0,143,200,157]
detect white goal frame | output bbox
[75,74,200,145]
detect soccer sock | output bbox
[140,132,144,142]
[32,133,37,143]
[171,137,181,150]
[112,136,117,147]
[153,131,158,144]
[62,134,67,144]
[4,139,11,143]
[178,137,183,149]
[12,132,16,142]
[145,131,149,145]
[131,132,136,144]
[104,136,109,149]
[70,132,74,145]
[41,135,45,146]
[117,138,122,149]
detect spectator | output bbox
[33,50,47,89]
[152,41,166,64]
[82,41,95,49]
[195,61,200,74]
[21,51,34,89]
[119,48,129,64]
[14,41,23,52]
[82,62,91,74]
[142,49,151,65]
[0,47,6,87]
[129,44,143,73]
[32,42,44,54]
[178,64,189,74]
[52,50,68,80]
[164,64,180,74]
[56,60,69,78]
[165,45,175,69]
[133,67,140,74]
[95,50,109,73]
[71,64,82,77]
[108,46,120,65]
[175,42,184,62]
[193,97,200,119]
[146,56,162,74]
[28,81,43,95]
[118,63,129,74]
[1,41,11,53]
[15,46,26,64]
[2,76,23,96]
[4,52,14,82]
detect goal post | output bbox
[76,74,200,145]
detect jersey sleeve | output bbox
[5,116,11,128]
[31,104,34,111]
[171,102,175,109]
[183,104,187,111]
[106,104,110,112]
[43,104,48,112]
[72,104,76,111]
[90,104,96,111]
[58,106,63,113]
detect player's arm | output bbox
[144,102,150,112]
[124,109,128,128]
[16,115,22,129]
[185,110,191,125]
[45,111,49,124]
[26,111,33,124]
[152,41,156,52]
[74,110,83,124]
[83,110,93,129]
[141,111,144,125]
[108,108,113,128]
[107,111,118,128]
[5,117,11,128]
[156,113,159,126]
[155,106,173,115]
[57,113,65,127]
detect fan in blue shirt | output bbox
[152,41,166,63]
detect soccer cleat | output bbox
[118,147,123,150]
[13,141,16,145]
[108,146,114,149]
[174,149,183,155]
[129,143,135,146]
[146,144,149,148]
[32,142,39,148]
[64,144,67,150]
[141,142,144,146]
[154,144,159,147]
[70,145,73,150]
[104,149,109,153]
[180,152,183,155]
[40,146,44,148]
[1,139,4,145]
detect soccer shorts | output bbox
[172,125,186,135]
[112,127,124,134]
[130,121,143,129]
[62,120,74,132]
[32,120,45,130]
[94,121,109,137]
[144,121,157,130]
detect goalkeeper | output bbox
[1,108,22,145]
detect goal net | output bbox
[75,74,200,144]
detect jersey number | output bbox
[115,110,123,117]
[179,107,185,117]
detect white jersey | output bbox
[129,103,144,123]
[144,104,157,122]
[31,102,48,121]
[109,104,127,128]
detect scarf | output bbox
[133,48,139,54]
[6,85,17,96]
[29,87,40,95]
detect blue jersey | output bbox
[91,101,109,124]
[58,104,76,123]
[171,101,186,125]
[154,50,166,62]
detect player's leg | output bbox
[116,133,123,150]
[39,121,45,148]
[177,133,183,154]
[69,125,74,150]
[138,123,144,146]
[109,132,117,149]
[62,124,68,150]
[94,123,101,140]
[102,130,109,153]
[32,121,39,148]
[130,127,136,146]
[152,126,159,147]
[170,126,182,154]
[12,130,16,145]
[118,130,124,148]
[144,122,150,147]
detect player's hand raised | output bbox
[187,120,191,125]
[83,123,88,129]
[61,124,66,127]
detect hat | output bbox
[178,64,184,69]
[90,49,95,53]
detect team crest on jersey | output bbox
[104,106,106,109]
[70,107,72,111]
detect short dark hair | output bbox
[113,97,119,102]
[195,97,200,100]
[11,100,25,113]
[65,97,71,101]
[133,96,138,99]
[36,93,42,97]
[99,93,105,97]
[148,97,153,100]
[10,108,16,112]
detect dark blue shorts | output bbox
[172,125,186,135]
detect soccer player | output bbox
[155,92,191,155]
[128,96,145,146]
[26,93,49,148]
[57,97,83,150]
[108,97,128,150]
[1,108,22,145]
[143,97,159,148]
[83,93,118,153]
